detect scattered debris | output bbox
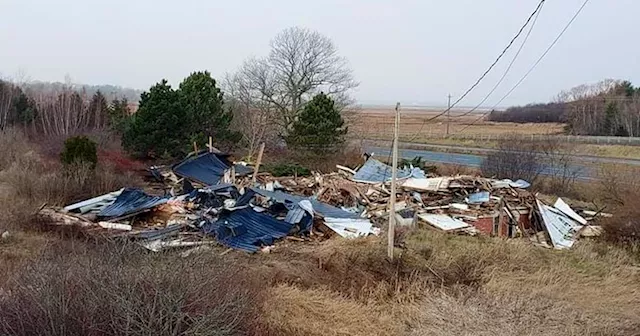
[38,152,607,253]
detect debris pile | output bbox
[39,152,605,253]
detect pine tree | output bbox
[123,72,241,159]
[123,80,186,158]
[88,91,109,128]
[108,98,131,133]
[287,92,347,152]
[179,71,240,148]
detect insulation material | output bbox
[418,214,470,231]
[402,177,451,191]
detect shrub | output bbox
[262,162,311,177]
[0,241,262,336]
[60,136,98,169]
[481,136,550,187]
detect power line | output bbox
[486,0,592,111]
[454,0,591,134]
[449,0,545,119]
[408,0,547,140]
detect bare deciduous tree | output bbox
[228,27,358,141]
[224,72,276,159]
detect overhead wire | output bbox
[407,0,547,141]
[454,0,592,134]
[448,0,545,119]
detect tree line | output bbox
[0,27,355,159]
[488,79,640,137]
[0,80,131,135]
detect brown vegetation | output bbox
[0,241,261,336]
[352,108,565,141]
[1,127,640,336]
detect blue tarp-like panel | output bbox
[173,152,252,186]
[352,158,424,183]
[250,188,361,219]
[98,188,168,219]
[202,208,293,252]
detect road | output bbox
[364,142,640,181]
[363,141,640,166]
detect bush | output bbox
[262,163,311,177]
[60,136,98,169]
[481,136,544,186]
[0,241,261,336]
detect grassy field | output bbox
[352,107,565,139]
[353,107,640,160]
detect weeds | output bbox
[0,240,261,336]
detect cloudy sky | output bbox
[1,0,637,107]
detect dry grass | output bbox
[2,128,640,335]
[250,230,640,335]
[0,240,262,336]
[352,108,565,140]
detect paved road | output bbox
[364,145,602,181]
[363,140,640,166]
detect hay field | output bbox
[351,106,566,141]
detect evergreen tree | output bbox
[287,92,347,152]
[123,72,240,159]
[12,88,37,126]
[88,91,109,128]
[123,80,185,158]
[179,71,240,148]
[109,98,131,133]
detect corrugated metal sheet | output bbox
[536,199,582,249]
[250,188,361,219]
[173,152,253,186]
[202,208,293,252]
[466,191,490,204]
[553,198,587,225]
[98,188,168,219]
[324,218,374,238]
[352,158,424,184]
[64,189,124,214]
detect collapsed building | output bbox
[39,151,606,253]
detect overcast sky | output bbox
[1,0,637,107]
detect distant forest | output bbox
[488,79,640,137]
[0,79,137,134]
[23,81,141,102]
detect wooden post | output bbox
[497,197,505,237]
[252,143,265,184]
[208,136,213,153]
[388,102,400,260]
[193,142,198,153]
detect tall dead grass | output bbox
[255,230,640,335]
[0,129,142,232]
[0,240,261,336]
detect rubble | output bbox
[38,152,605,253]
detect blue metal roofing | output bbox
[250,188,361,219]
[172,152,253,186]
[202,207,293,252]
[98,188,168,219]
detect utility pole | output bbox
[446,94,452,136]
[388,102,400,261]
